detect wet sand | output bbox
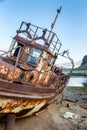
[0,87,87,130]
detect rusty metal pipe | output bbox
[5,114,16,130]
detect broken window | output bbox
[27,48,42,66]
[13,42,24,57]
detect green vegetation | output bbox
[67,86,87,94]
[72,69,87,76]
[72,72,87,76]
[72,63,87,76]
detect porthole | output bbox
[29,74,34,81]
[19,73,25,79]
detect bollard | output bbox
[5,114,16,130]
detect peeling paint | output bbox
[0,98,47,118]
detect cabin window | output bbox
[27,48,42,66]
[49,58,55,66]
[13,42,24,57]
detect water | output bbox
[68,76,87,87]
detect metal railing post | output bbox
[12,47,22,81]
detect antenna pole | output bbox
[47,7,62,43]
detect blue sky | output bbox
[0,0,87,63]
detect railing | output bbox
[58,50,74,75]
[16,22,62,56]
[0,45,74,75]
[0,45,74,89]
[0,46,22,82]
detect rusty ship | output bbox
[0,8,74,130]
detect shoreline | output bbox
[72,73,87,76]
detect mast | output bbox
[47,6,62,45]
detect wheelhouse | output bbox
[7,22,61,73]
[0,21,74,89]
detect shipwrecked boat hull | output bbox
[0,98,47,119]
[0,9,74,130]
[0,79,67,119]
[0,56,70,120]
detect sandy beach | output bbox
[0,87,87,130]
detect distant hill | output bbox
[78,55,87,69]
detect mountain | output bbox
[78,55,87,69]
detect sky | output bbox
[0,0,87,64]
